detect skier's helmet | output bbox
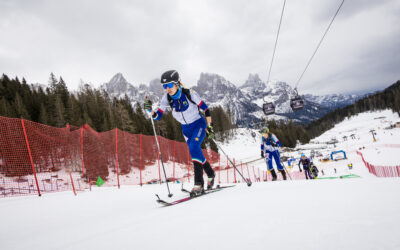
[301,153,306,158]
[261,127,269,134]
[161,70,180,85]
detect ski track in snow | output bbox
[1,110,400,250]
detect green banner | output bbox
[317,174,361,180]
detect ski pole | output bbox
[146,97,173,197]
[283,163,292,180]
[212,140,252,187]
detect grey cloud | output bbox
[0,0,399,95]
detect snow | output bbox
[1,110,400,250]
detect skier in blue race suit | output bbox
[298,154,313,179]
[144,70,215,195]
[260,128,286,181]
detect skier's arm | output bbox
[271,134,282,147]
[152,95,169,121]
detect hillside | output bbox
[1,110,400,250]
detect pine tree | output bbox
[54,95,65,127]
[38,103,48,124]
[0,97,16,117]
[14,92,30,119]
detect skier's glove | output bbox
[261,151,264,158]
[206,124,215,140]
[144,98,152,112]
[299,168,303,172]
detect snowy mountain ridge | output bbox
[101,73,361,125]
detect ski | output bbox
[156,185,235,206]
[181,184,236,194]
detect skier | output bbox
[144,70,215,196]
[298,154,313,179]
[310,163,319,179]
[260,128,286,181]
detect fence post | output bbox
[218,157,221,184]
[21,118,41,197]
[187,146,190,183]
[140,134,142,186]
[69,173,76,196]
[115,128,120,189]
[252,166,256,182]
[80,127,85,175]
[173,141,176,182]
[246,164,250,182]
[226,156,229,183]
[233,158,237,183]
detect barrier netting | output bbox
[2,116,291,198]
[357,151,400,177]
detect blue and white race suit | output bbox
[261,133,283,171]
[154,89,209,164]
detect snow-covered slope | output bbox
[1,110,400,250]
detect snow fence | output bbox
[357,151,400,177]
[0,116,281,198]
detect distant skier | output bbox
[260,128,286,181]
[310,163,319,179]
[298,154,313,180]
[144,70,215,196]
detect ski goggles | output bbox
[162,82,175,89]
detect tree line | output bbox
[0,73,234,151]
[306,80,400,139]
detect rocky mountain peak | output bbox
[241,74,264,88]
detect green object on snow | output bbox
[96,176,105,187]
[317,174,361,180]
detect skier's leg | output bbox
[265,151,273,171]
[202,161,215,178]
[272,150,284,171]
[265,151,277,181]
[193,161,205,186]
[183,118,214,187]
[306,169,312,179]
[279,170,287,180]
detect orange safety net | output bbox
[0,116,269,198]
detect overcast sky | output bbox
[1,0,399,95]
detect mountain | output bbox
[304,93,362,109]
[101,73,361,126]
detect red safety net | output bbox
[357,151,400,177]
[0,116,271,198]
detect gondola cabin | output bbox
[263,102,275,115]
[290,96,305,111]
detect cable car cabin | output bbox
[263,102,275,115]
[290,96,305,111]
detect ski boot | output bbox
[207,177,215,190]
[190,184,204,197]
[270,169,277,181]
[279,170,287,180]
